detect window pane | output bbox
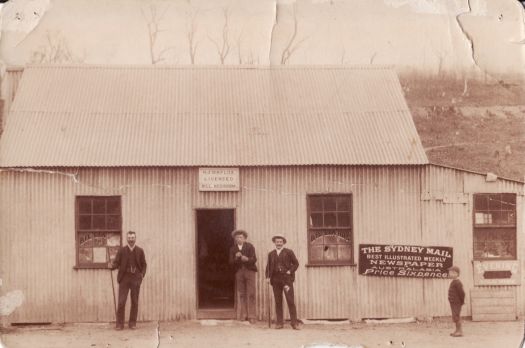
[107,233,121,247]
[310,245,324,262]
[78,247,93,264]
[107,199,120,214]
[474,195,488,210]
[324,197,336,211]
[473,241,485,259]
[93,199,106,214]
[323,245,338,261]
[474,228,516,259]
[337,213,351,227]
[92,215,106,230]
[501,194,516,207]
[107,215,120,230]
[324,234,339,244]
[79,233,94,247]
[488,195,501,210]
[78,199,92,214]
[324,213,336,227]
[338,245,352,261]
[310,213,323,227]
[310,234,324,245]
[310,197,323,212]
[492,211,514,225]
[337,197,350,211]
[78,215,92,230]
[108,246,120,262]
[94,235,106,247]
[336,232,352,243]
[93,247,107,263]
[338,231,351,243]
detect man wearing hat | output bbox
[229,229,258,324]
[265,234,300,330]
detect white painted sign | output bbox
[199,168,240,191]
[473,260,520,286]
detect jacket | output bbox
[111,245,147,283]
[448,279,465,305]
[265,248,299,285]
[229,242,258,272]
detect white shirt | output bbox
[276,247,283,256]
[128,244,136,251]
[237,244,243,251]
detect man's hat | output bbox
[448,266,460,274]
[271,234,287,244]
[231,229,248,238]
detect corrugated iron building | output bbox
[0,65,523,323]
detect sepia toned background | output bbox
[0,0,524,334]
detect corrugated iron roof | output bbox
[0,65,428,167]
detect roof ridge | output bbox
[24,64,395,71]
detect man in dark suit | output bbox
[229,229,258,324]
[265,234,300,330]
[109,231,147,330]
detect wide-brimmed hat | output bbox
[448,266,460,274]
[231,229,248,238]
[271,234,287,244]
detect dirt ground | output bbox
[0,319,523,348]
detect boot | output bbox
[451,322,463,337]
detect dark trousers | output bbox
[450,302,462,323]
[272,277,297,325]
[117,273,142,327]
[236,268,256,320]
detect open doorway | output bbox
[196,209,235,314]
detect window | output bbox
[473,193,516,260]
[76,196,122,268]
[307,194,353,265]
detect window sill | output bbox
[474,224,516,228]
[73,266,111,270]
[306,263,356,268]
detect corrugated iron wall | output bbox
[421,165,525,318]
[0,165,523,322]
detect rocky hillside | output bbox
[401,76,525,182]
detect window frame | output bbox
[306,193,354,266]
[75,196,123,269]
[472,193,517,261]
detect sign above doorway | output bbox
[198,168,240,191]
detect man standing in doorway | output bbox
[229,229,258,324]
[109,231,147,330]
[265,234,300,330]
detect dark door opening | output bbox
[196,209,235,310]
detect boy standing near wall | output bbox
[448,265,465,337]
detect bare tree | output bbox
[339,47,347,64]
[141,3,175,64]
[186,9,200,64]
[280,4,308,65]
[432,46,450,78]
[369,52,378,65]
[30,31,85,63]
[236,31,243,64]
[208,7,232,65]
